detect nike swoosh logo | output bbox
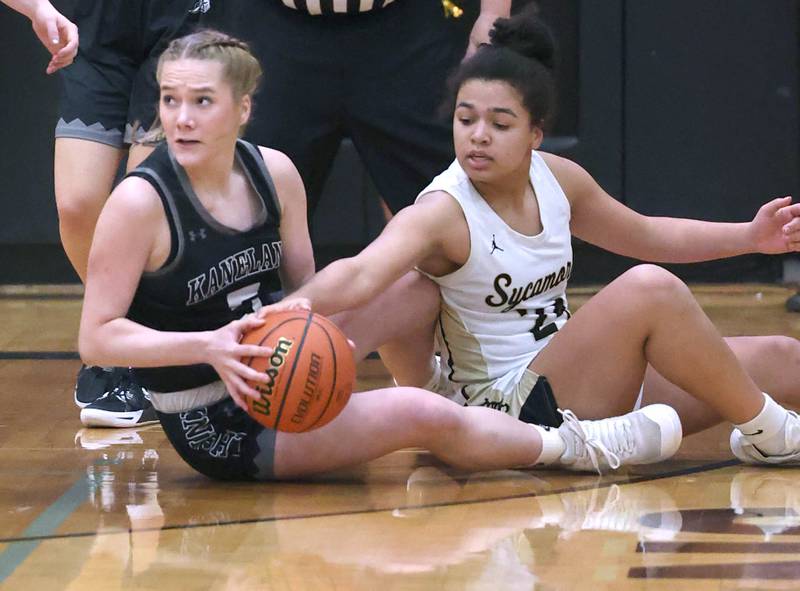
[742,429,764,436]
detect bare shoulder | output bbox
[538,151,596,200]
[401,190,468,247]
[105,175,163,221]
[392,190,465,236]
[401,191,469,267]
[539,151,590,181]
[256,146,304,212]
[257,146,300,182]
[415,189,465,220]
[91,175,167,268]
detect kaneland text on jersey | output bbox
[186,241,283,306]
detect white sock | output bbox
[529,424,565,465]
[734,393,789,455]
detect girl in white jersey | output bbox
[268,7,800,468]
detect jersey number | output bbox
[226,282,263,313]
[529,297,570,341]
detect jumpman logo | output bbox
[490,234,504,255]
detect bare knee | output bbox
[762,335,800,370]
[54,139,120,233]
[618,264,693,310]
[393,387,463,442]
[620,264,687,294]
[55,185,108,233]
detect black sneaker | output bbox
[74,365,113,408]
[80,369,159,428]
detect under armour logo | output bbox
[188,229,208,242]
[189,0,211,14]
[490,234,504,255]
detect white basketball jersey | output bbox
[417,151,573,400]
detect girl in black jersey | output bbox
[78,29,688,480]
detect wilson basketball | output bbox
[241,310,355,433]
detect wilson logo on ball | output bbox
[241,310,355,433]
[252,336,294,418]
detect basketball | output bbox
[241,310,355,433]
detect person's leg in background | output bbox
[55,0,207,426]
[217,1,347,225]
[346,0,473,214]
[124,0,217,171]
[54,0,144,416]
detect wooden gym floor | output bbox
[2,284,800,590]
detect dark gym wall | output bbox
[0,5,65,280]
[626,2,798,220]
[622,0,799,282]
[0,1,798,283]
[0,6,59,242]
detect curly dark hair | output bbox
[444,4,557,129]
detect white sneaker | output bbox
[730,410,800,465]
[557,404,683,474]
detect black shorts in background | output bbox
[56,0,209,147]
[215,0,475,213]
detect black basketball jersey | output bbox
[126,139,283,392]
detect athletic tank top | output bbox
[417,151,573,396]
[126,140,283,391]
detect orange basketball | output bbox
[241,310,355,433]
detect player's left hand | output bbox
[30,1,79,74]
[256,298,353,350]
[256,297,311,319]
[750,196,800,254]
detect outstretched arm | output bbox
[4,0,78,74]
[270,194,457,317]
[545,152,800,263]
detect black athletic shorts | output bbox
[56,0,210,147]
[157,396,278,481]
[519,376,564,428]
